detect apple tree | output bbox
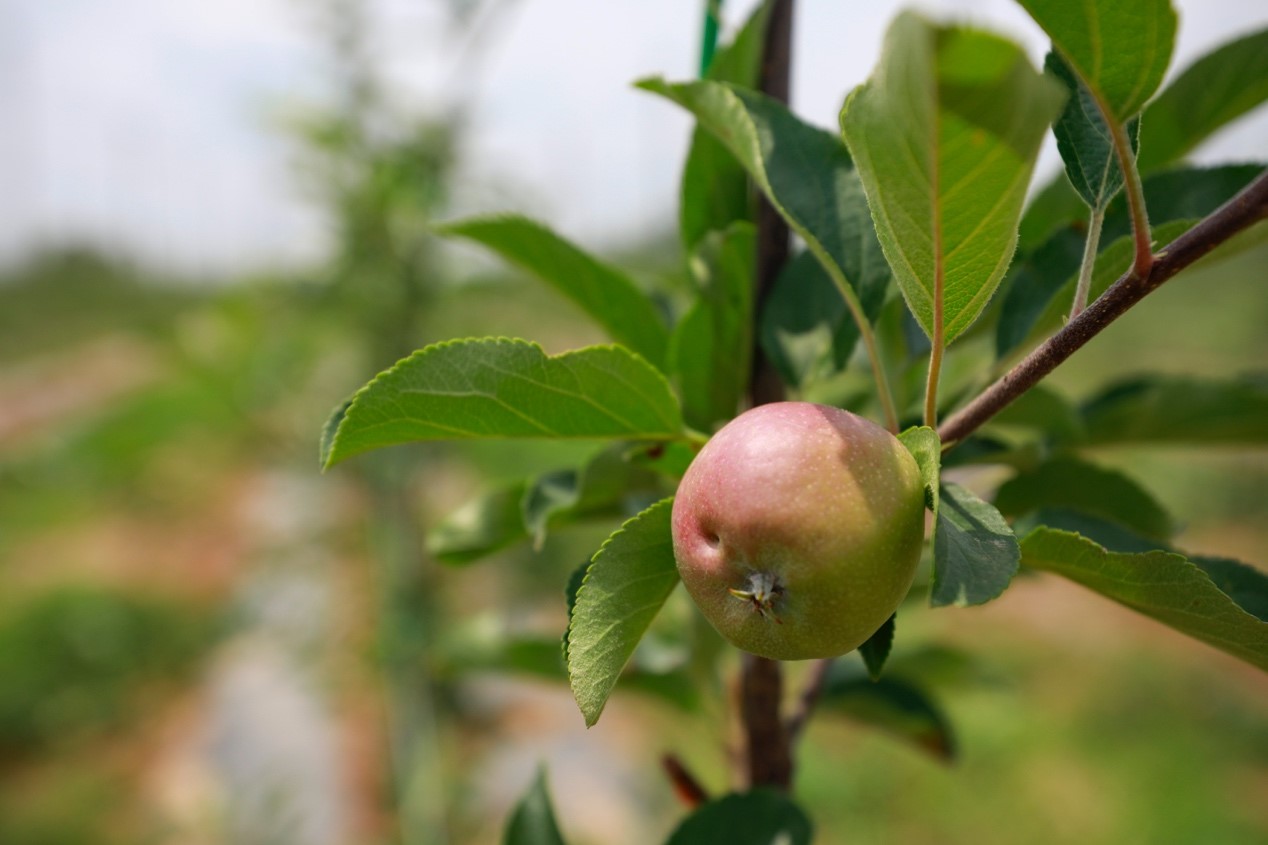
[321,0,1268,839]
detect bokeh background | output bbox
[1,1,1266,843]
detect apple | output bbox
[671,402,926,660]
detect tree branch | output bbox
[939,168,1268,446]
[738,0,795,792]
[661,753,711,808]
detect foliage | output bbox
[318,1,1268,839]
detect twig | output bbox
[661,754,711,808]
[739,653,792,788]
[939,168,1268,446]
[785,657,834,741]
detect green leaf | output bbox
[522,443,664,550]
[821,668,956,761]
[1046,51,1140,211]
[932,482,1020,607]
[435,216,669,367]
[1020,528,1268,672]
[1137,27,1268,172]
[678,2,770,250]
[503,768,568,845]
[898,426,941,513]
[323,339,685,467]
[639,77,892,333]
[671,223,755,431]
[1013,0,1176,120]
[858,614,896,681]
[1079,374,1268,446]
[840,13,1065,344]
[995,455,1174,541]
[567,499,680,727]
[1014,508,1162,554]
[759,250,862,388]
[1018,177,1088,252]
[664,790,813,845]
[427,480,530,565]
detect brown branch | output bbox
[661,753,710,809]
[938,168,1268,446]
[739,653,792,788]
[738,0,796,792]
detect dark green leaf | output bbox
[1100,164,1265,245]
[932,483,1020,607]
[996,218,1193,357]
[1018,176,1088,252]
[840,13,1064,343]
[427,480,530,565]
[671,223,755,430]
[988,384,1084,442]
[664,789,813,845]
[567,499,679,726]
[759,250,862,388]
[1080,373,1268,446]
[898,426,941,513]
[859,614,896,680]
[640,77,891,336]
[994,225,1088,358]
[1047,51,1140,210]
[1014,0,1176,120]
[323,339,686,467]
[503,768,568,845]
[1020,528,1268,671]
[1138,27,1268,172]
[821,669,956,761]
[1014,508,1163,554]
[995,455,1174,541]
[1191,557,1268,624]
[678,2,770,250]
[436,216,669,367]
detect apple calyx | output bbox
[727,571,785,624]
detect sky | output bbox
[2,0,1266,275]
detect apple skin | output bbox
[671,402,925,660]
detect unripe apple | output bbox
[671,402,925,660]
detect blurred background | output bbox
[1,1,1265,843]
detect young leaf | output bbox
[435,216,669,367]
[994,455,1174,541]
[664,790,813,845]
[898,426,941,513]
[858,613,896,680]
[1020,528,1268,672]
[679,1,771,250]
[1013,0,1177,121]
[1079,374,1268,446]
[639,77,891,331]
[503,768,569,845]
[932,483,1020,607]
[670,223,755,431]
[567,499,679,727]
[1047,51,1139,211]
[1137,27,1268,172]
[323,339,685,467]
[840,13,1065,344]
[821,671,956,761]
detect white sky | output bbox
[2,0,1266,274]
